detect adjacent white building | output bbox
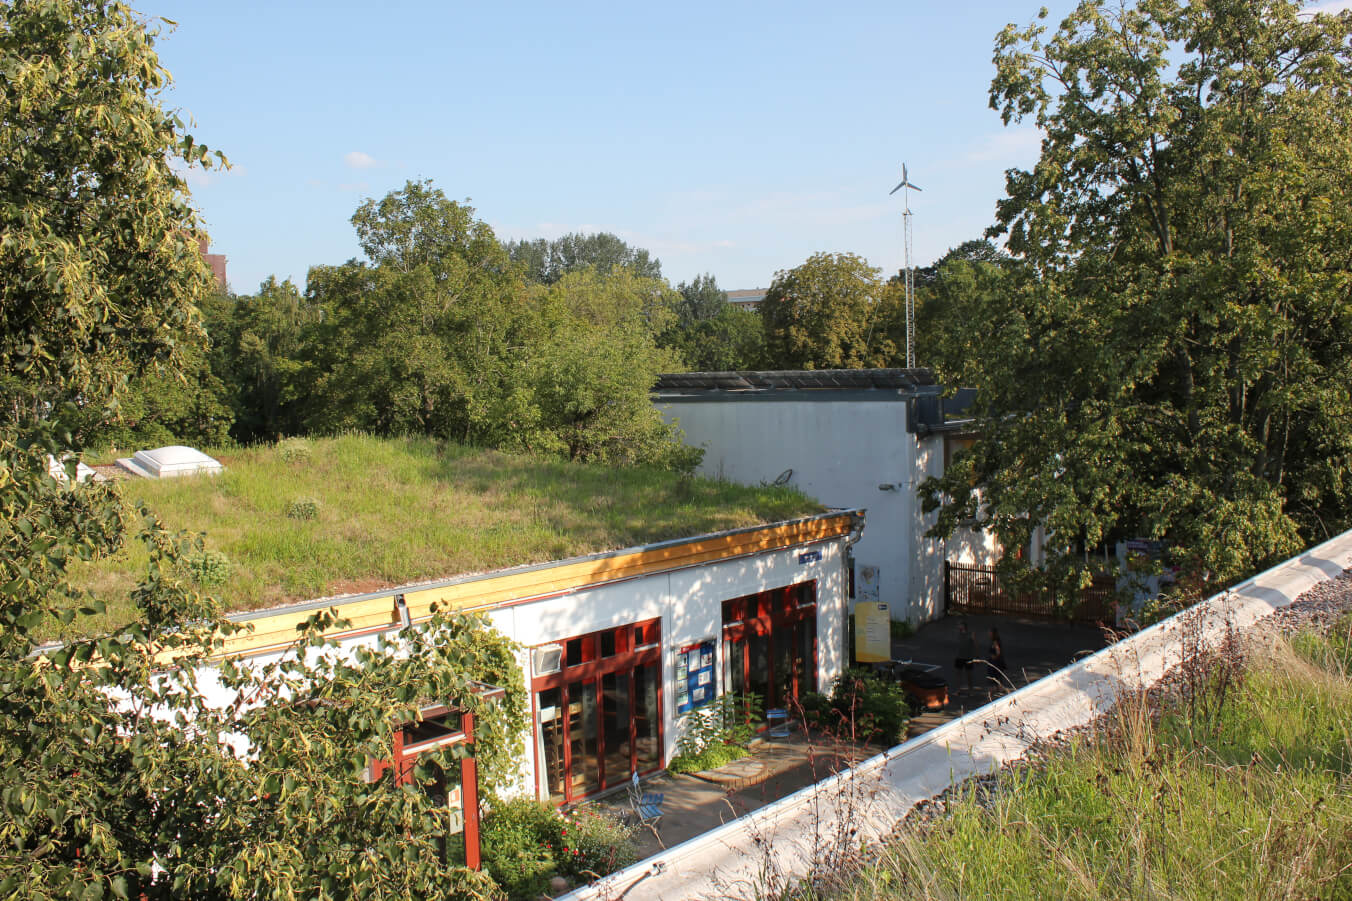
[655,370,996,626]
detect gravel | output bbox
[1251,565,1352,638]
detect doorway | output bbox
[533,619,662,805]
[722,581,818,712]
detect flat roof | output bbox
[654,368,938,398]
[215,509,864,660]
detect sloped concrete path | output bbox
[563,528,1352,901]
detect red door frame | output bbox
[531,618,663,804]
[375,707,484,870]
[721,582,819,710]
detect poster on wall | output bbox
[855,601,891,663]
[676,639,716,714]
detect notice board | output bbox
[854,601,891,663]
[676,639,716,714]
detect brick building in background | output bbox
[197,237,227,291]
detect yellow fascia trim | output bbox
[215,512,857,660]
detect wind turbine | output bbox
[889,163,922,369]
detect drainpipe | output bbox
[841,509,866,673]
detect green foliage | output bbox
[802,670,910,745]
[911,240,1023,385]
[889,618,915,640]
[182,549,231,587]
[277,437,312,464]
[285,496,319,521]
[923,0,1352,599]
[669,692,762,773]
[505,232,662,285]
[658,273,766,372]
[283,182,698,470]
[201,278,318,443]
[479,799,636,900]
[0,7,515,896]
[760,252,903,370]
[0,0,221,438]
[64,434,821,632]
[837,629,1352,900]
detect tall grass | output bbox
[61,434,820,637]
[816,617,1352,900]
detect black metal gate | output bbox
[944,562,1116,624]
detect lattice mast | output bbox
[888,163,922,369]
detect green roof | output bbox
[63,434,822,639]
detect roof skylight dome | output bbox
[116,445,224,479]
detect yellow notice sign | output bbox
[855,602,891,663]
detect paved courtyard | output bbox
[589,614,1112,858]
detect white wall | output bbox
[498,536,849,797]
[189,533,853,803]
[661,398,945,624]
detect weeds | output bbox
[810,619,1352,900]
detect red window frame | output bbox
[531,618,663,805]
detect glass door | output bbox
[566,680,600,799]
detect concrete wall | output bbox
[660,397,962,624]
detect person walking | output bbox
[986,627,1008,690]
[954,620,976,691]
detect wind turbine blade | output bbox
[909,183,923,192]
[889,180,907,195]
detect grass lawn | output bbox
[62,433,821,638]
[817,616,1352,900]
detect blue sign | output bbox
[798,549,823,564]
[676,639,716,714]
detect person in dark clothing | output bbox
[986,627,1008,689]
[954,620,976,690]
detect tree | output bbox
[505,232,662,284]
[923,0,1352,600]
[0,6,510,897]
[202,278,320,443]
[760,252,903,370]
[911,240,1027,384]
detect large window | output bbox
[722,582,818,713]
[532,619,662,804]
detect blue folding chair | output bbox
[629,772,664,843]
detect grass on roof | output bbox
[62,433,822,638]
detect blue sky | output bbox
[151,2,1081,293]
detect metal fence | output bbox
[944,562,1117,624]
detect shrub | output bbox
[480,798,564,900]
[669,691,762,774]
[479,798,636,899]
[285,496,319,520]
[558,806,637,879]
[668,741,749,774]
[803,670,910,745]
[181,549,231,587]
[277,438,312,464]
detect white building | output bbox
[654,370,996,626]
[190,510,861,805]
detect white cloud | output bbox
[344,151,380,169]
[1300,0,1352,15]
[960,127,1043,164]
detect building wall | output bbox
[489,535,849,799]
[187,528,854,803]
[660,397,956,624]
